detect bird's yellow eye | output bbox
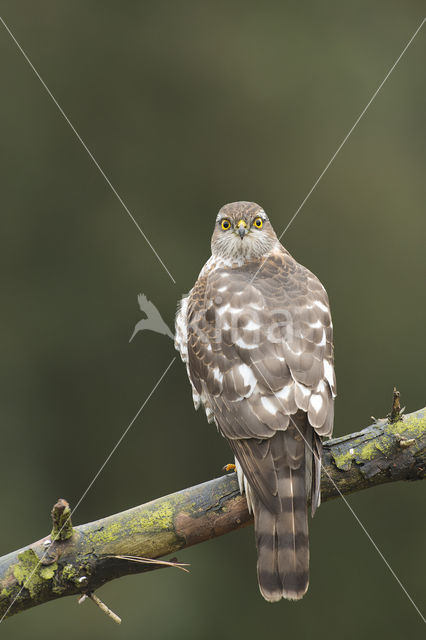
[221,218,231,231]
[253,217,263,229]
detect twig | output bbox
[387,387,405,423]
[50,499,73,541]
[110,555,190,572]
[86,592,121,625]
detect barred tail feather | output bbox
[230,414,316,601]
[311,434,323,517]
[254,463,310,602]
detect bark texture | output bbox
[0,408,425,621]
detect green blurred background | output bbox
[1,2,425,638]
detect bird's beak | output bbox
[236,219,248,239]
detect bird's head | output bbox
[211,201,278,262]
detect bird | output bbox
[130,293,174,342]
[175,201,336,602]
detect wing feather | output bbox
[177,248,335,509]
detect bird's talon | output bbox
[223,463,236,472]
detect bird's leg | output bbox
[223,463,236,472]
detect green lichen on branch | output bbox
[0,404,425,622]
[320,407,426,501]
[329,410,426,472]
[50,499,73,541]
[0,548,61,615]
[13,549,41,599]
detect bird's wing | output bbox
[138,293,161,318]
[137,293,174,339]
[137,293,148,311]
[185,250,335,511]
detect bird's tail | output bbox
[253,416,320,602]
[253,461,309,602]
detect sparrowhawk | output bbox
[175,201,336,601]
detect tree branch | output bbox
[1,407,425,621]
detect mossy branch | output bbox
[1,407,425,622]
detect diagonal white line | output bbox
[0,356,176,623]
[250,359,425,624]
[0,16,176,285]
[327,475,426,625]
[67,356,176,518]
[249,15,425,287]
[278,15,426,242]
